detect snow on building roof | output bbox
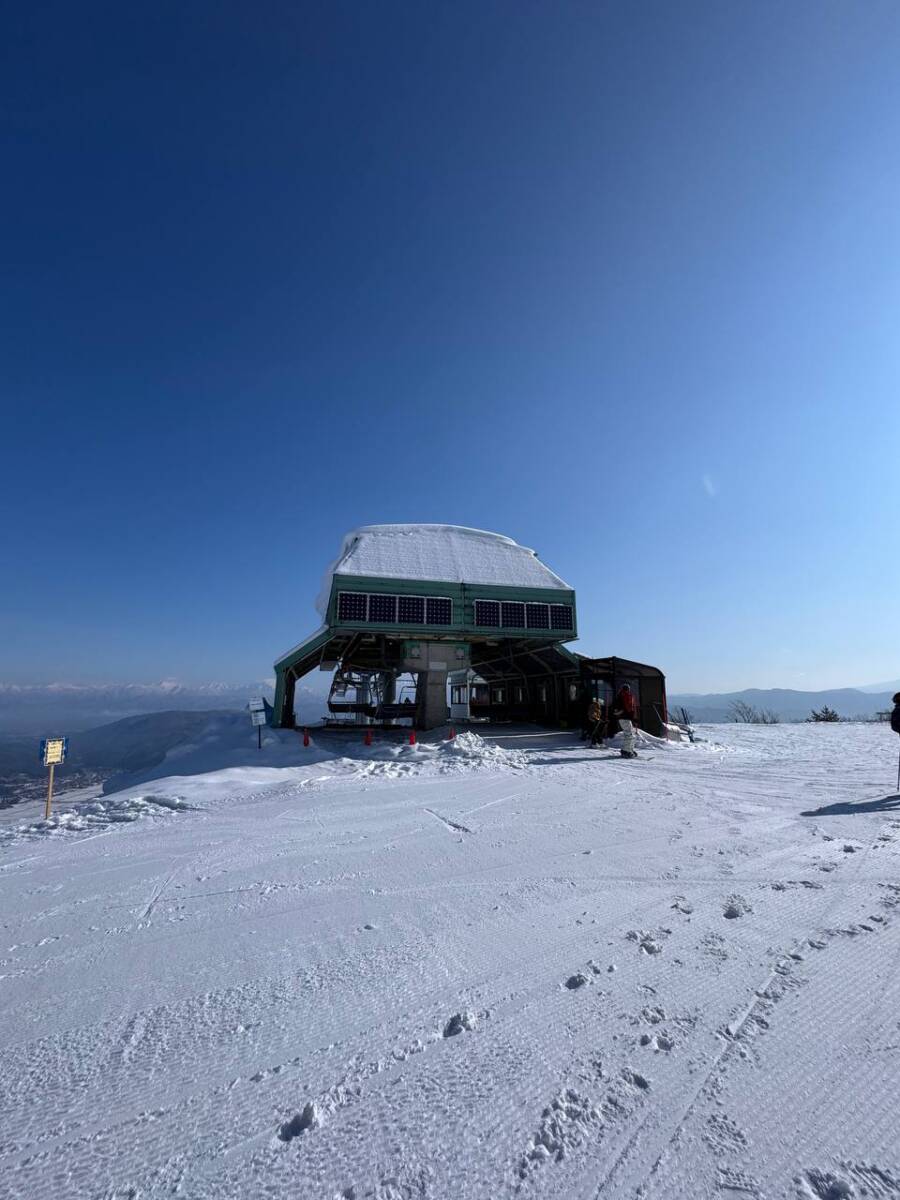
[316,524,570,615]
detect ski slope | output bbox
[1,723,899,1199]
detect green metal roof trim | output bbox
[274,626,335,674]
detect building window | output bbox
[426,597,452,625]
[526,603,551,630]
[398,595,425,624]
[474,599,501,627]
[451,685,467,705]
[337,592,368,622]
[368,594,397,623]
[514,685,525,704]
[491,686,506,705]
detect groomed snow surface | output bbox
[2,723,900,1199]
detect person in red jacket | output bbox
[612,684,638,758]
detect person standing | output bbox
[613,684,638,759]
[892,692,900,735]
[585,697,604,745]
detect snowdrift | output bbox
[0,792,192,849]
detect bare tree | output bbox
[729,700,757,723]
[729,700,780,724]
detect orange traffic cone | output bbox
[449,727,456,740]
[303,728,310,747]
[364,729,373,746]
[409,730,416,746]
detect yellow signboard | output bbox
[43,738,66,766]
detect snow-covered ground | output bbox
[1,723,899,1199]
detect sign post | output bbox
[248,698,266,750]
[39,737,68,820]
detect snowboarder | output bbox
[612,684,638,758]
[892,693,900,791]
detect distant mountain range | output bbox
[2,675,896,739]
[0,678,329,735]
[668,685,897,724]
[0,708,319,801]
[854,679,900,694]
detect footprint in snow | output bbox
[564,972,591,990]
[639,1032,674,1052]
[640,1005,667,1025]
[621,1067,651,1090]
[723,895,752,919]
[279,1101,320,1141]
[798,1168,855,1198]
[625,929,669,955]
[716,1167,762,1196]
[443,1010,477,1037]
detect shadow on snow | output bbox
[801,793,900,817]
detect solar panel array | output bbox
[526,603,551,630]
[502,601,526,628]
[474,600,501,627]
[550,603,574,630]
[368,594,397,623]
[474,598,573,632]
[426,597,453,625]
[397,595,425,624]
[337,592,452,626]
[337,592,368,622]
[337,592,573,632]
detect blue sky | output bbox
[3,1,899,694]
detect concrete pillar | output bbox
[415,670,449,730]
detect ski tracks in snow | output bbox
[423,807,472,835]
[3,725,900,1199]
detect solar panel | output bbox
[501,601,526,628]
[526,603,550,629]
[397,595,425,624]
[474,600,501,627]
[368,594,397,623]
[550,604,574,630]
[337,592,368,622]
[426,597,452,625]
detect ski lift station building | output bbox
[273,524,667,734]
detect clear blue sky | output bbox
[3,1,899,694]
